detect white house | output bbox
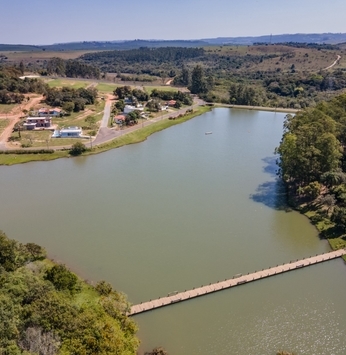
[124,105,144,114]
[52,126,82,138]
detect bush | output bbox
[69,142,87,156]
[44,264,78,293]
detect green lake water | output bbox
[0,108,345,354]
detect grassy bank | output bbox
[89,106,212,155]
[0,106,211,165]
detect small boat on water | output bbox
[205,131,212,135]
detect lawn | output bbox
[9,100,105,148]
[46,79,89,89]
[96,82,120,93]
[0,104,17,114]
[143,85,181,94]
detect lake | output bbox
[0,108,345,354]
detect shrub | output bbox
[69,142,87,156]
[45,264,78,293]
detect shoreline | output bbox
[0,106,212,165]
[214,103,299,114]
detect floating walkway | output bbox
[129,249,346,316]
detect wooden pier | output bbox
[129,249,346,316]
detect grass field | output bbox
[46,79,90,89]
[1,50,102,63]
[205,44,345,72]
[143,85,181,94]
[0,104,17,114]
[96,82,120,93]
[0,119,9,135]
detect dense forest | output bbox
[0,230,139,355]
[44,58,100,79]
[276,93,346,247]
[0,66,47,104]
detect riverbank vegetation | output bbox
[275,93,346,254]
[0,230,139,355]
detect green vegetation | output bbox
[46,79,89,89]
[96,82,119,93]
[69,142,87,156]
[0,103,16,113]
[0,118,9,135]
[0,66,47,104]
[76,44,346,109]
[0,230,139,355]
[44,57,100,79]
[275,93,346,257]
[0,151,69,165]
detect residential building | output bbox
[23,117,52,130]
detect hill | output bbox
[2,33,346,52]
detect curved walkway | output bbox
[129,248,346,316]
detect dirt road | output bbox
[324,55,341,70]
[0,95,44,149]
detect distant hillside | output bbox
[2,33,346,52]
[203,33,346,45]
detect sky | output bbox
[1,0,346,44]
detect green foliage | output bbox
[0,231,46,272]
[45,264,78,293]
[297,181,321,199]
[69,142,87,156]
[229,82,262,106]
[45,86,98,109]
[276,105,343,185]
[189,65,208,94]
[0,232,139,355]
[0,67,47,104]
[145,347,168,355]
[95,280,113,296]
[46,57,100,79]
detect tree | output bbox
[69,142,87,156]
[145,347,168,355]
[19,61,25,75]
[114,86,132,100]
[45,264,78,293]
[189,65,208,94]
[62,102,74,115]
[115,99,125,112]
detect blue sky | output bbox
[1,0,346,44]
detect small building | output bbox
[49,108,62,116]
[38,107,62,117]
[114,115,126,124]
[38,108,49,117]
[23,117,52,130]
[167,100,176,107]
[52,126,82,138]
